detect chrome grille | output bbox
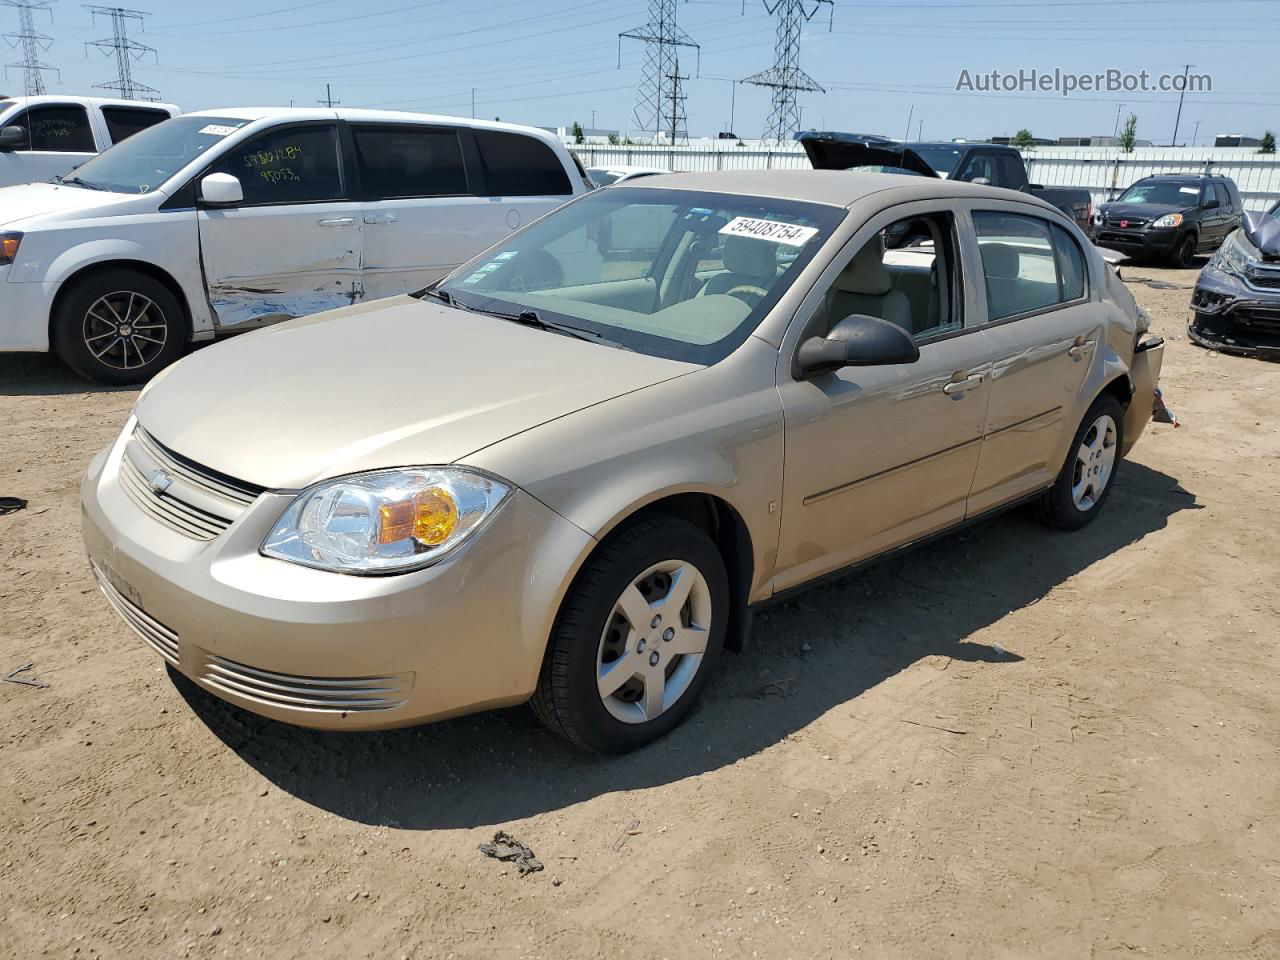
[119,427,262,541]
[1105,216,1148,228]
[92,562,180,665]
[200,656,412,713]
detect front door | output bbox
[0,102,98,187]
[773,205,993,593]
[197,123,362,330]
[965,206,1104,514]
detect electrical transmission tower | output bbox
[2,0,59,96]
[619,0,699,143]
[84,5,159,101]
[743,0,833,144]
[665,58,689,145]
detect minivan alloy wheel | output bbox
[597,559,712,724]
[1071,414,1117,511]
[82,291,168,371]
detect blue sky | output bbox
[10,0,1279,144]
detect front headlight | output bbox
[1152,213,1183,228]
[262,467,511,574]
[1213,231,1253,277]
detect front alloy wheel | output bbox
[81,291,170,374]
[532,516,729,753]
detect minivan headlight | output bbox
[1152,213,1183,228]
[262,468,511,574]
[0,232,22,265]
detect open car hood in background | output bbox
[796,131,940,178]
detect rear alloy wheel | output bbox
[531,516,728,753]
[53,269,185,385]
[1034,394,1125,531]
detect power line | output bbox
[743,0,832,144]
[620,0,699,143]
[84,5,159,101]
[2,0,58,96]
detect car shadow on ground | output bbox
[0,354,133,397]
[174,460,1199,830]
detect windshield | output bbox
[588,169,622,187]
[436,187,844,364]
[911,145,964,175]
[1117,182,1202,206]
[64,115,251,194]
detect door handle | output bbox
[363,213,398,225]
[1068,339,1096,358]
[942,373,984,395]
[317,217,355,227]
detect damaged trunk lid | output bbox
[796,132,939,178]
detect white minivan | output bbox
[0,95,180,188]
[0,108,590,383]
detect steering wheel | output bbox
[723,283,768,307]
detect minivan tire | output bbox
[531,516,729,753]
[1034,394,1125,531]
[53,269,186,386]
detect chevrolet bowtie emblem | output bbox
[148,468,174,495]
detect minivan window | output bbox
[209,124,343,205]
[101,106,170,145]
[973,211,1085,321]
[65,114,250,194]
[6,104,95,152]
[437,187,844,364]
[352,125,467,199]
[473,130,572,196]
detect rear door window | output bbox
[6,104,95,152]
[208,124,344,205]
[473,130,571,197]
[973,211,1087,322]
[101,106,170,145]
[352,124,468,199]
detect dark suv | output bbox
[1093,174,1243,267]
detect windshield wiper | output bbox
[53,175,106,191]
[417,286,453,305]
[419,289,628,349]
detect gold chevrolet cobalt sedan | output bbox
[82,171,1165,753]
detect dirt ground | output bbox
[1,265,1278,960]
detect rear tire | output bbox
[52,269,185,385]
[1034,394,1125,531]
[531,516,729,753]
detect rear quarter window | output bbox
[473,130,572,197]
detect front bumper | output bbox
[80,421,595,731]
[1188,265,1280,359]
[0,277,59,352]
[1093,227,1180,258]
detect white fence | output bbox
[571,144,1280,211]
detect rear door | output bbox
[196,122,363,330]
[0,102,98,186]
[468,128,583,237]
[351,121,480,300]
[964,205,1106,514]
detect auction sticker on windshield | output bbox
[719,216,818,247]
[198,124,241,137]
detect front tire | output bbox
[1034,395,1124,531]
[52,269,185,385]
[531,516,729,753]
[1171,234,1197,268]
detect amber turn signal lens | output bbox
[0,233,21,266]
[377,487,458,546]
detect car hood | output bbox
[0,181,137,226]
[1100,201,1189,221]
[135,296,698,490]
[1242,210,1280,258]
[796,131,939,178]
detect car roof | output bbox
[624,168,1059,211]
[0,94,179,112]
[185,107,562,144]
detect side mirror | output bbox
[797,314,920,377]
[0,125,28,152]
[1202,197,1219,209]
[971,176,992,186]
[199,172,244,206]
